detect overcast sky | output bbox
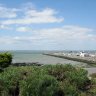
[0,0,96,50]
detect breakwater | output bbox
[43,54,96,67]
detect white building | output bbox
[80,52,89,57]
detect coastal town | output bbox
[52,51,96,62]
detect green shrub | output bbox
[0,67,22,96]
[59,80,79,96]
[0,66,34,96]
[68,68,90,90]
[0,64,92,96]
[20,74,60,96]
[44,64,76,81]
[0,52,12,68]
[44,64,90,91]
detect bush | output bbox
[0,64,93,96]
[0,52,12,68]
[44,64,90,91]
[0,67,22,96]
[20,74,60,96]
[68,68,90,90]
[44,64,76,81]
[59,80,79,96]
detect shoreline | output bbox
[12,62,43,66]
[11,62,96,75]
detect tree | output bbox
[0,52,12,68]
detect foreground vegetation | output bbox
[0,65,96,96]
[0,53,96,96]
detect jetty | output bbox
[43,53,96,67]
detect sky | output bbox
[0,0,96,50]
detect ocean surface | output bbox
[2,50,89,67]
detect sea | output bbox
[1,50,96,67]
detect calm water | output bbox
[6,50,89,67]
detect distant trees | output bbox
[0,52,12,69]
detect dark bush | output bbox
[0,52,12,68]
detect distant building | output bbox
[80,52,89,57]
[53,52,63,55]
[53,53,60,55]
[62,53,66,55]
[90,54,96,57]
